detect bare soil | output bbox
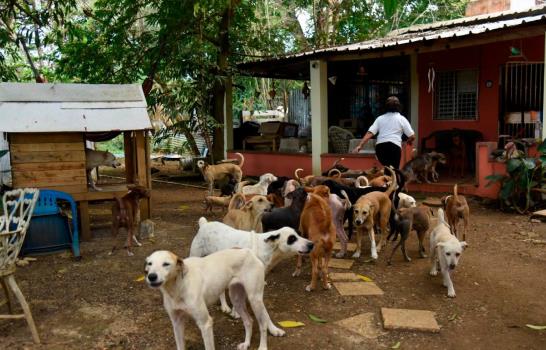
[1,178,546,350]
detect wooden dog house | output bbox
[0,83,152,240]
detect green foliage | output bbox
[95,135,125,155]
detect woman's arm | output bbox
[352,131,374,153]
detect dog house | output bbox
[0,83,152,240]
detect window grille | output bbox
[434,70,478,120]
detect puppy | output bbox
[294,185,336,292]
[397,192,417,209]
[242,173,278,196]
[387,205,432,264]
[191,218,314,316]
[352,168,397,259]
[111,185,150,256]
[198,152,244,196]
[429,208,467,297]
[85,148,122,191]
[262,187,308,232]
[203,195,232,212]
[223,193,272,232]
[441,184,470,241]
[145,249,284,350]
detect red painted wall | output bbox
[227,151,312,178]
[417,35,544,145]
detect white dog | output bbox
[191,217,314,316]
[85,148,121,191]
[429,208,467,298]
[241,173,278,196]
[145,249,284,350]
[397,192,417,209]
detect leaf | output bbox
[448,313,458,321]
[178,204,189,211]
[507,158,523,173]
[308,314,327,323]
[363,258,375,263]
[391,341,401,349]
[526,324,546,330]
[278,321,305,328]
[357,274,373,282]
[134,275,145,282]
[523,158,536,170]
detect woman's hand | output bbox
[352,144,362,153]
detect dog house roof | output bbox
[0,83,152,132]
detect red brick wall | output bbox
[465,0,510,16]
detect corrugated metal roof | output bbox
[0,83,152,133]
[239,4,546,71]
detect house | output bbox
[230,1,546,198]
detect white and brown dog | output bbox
[241,173,278,196]
[145,249,284,350]
[85,148,121,191]
[429,208,467,298]
[198,153,244,196]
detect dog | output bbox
[223,193,272,232]
[220,175,238,196]
[198,152,244,196]
[145,249,284,350]
[295,168,355,187]
[262,187,308,232]
[448,134,466,178]
[352,167,397,259]
[191,218,314,316]
[328,190,351,258]
[387,205,432,264]
[203,195,232,212]
[397,192,417,209]
[242,173,278,196]
[281,179,300,207]
[429,208,467,297]
[294,186,336,292]
[441,184,470,241]
[85,148,122,191]
[402,152,447,185]
[111,185,150,256]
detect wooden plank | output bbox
[135,132,150,218]
[13,176,86,188]
[72,189,128,202]
[11,143,84,152]
[12,169,86,179]
[79,201,91,241]
[124,132,135,184]
[0,83,144,102]
[11,184,87,194]
[10,133,83,144]
[11,150,85,164]
[11,161,85,171]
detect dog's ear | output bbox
[244,201,254,210]
[435,242,446,249]
[264,233,280,243]
[460,241,468,250]
[303,186,314,193]
[176,257,184,269]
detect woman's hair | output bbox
[385,96,401,113]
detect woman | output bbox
[352,96,415,169]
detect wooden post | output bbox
[79,201,91,241]
[135,131,150,219]
[310,60,328,175]
[543,31,546,140]
[124,131,135,184]
[410,52,419,145]
[224,76,233,157]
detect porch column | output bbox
[543,32,546,140]
[410,53,419,144]
[224,77,234,158]
[310,60,328,175]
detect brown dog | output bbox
[387,205,432,264]
[223,193,273,232]
[352,167,397,259]
[203,195,232,212]
[449,135,466,178]
[111,185,151,256]
[442,184,470,240]
[293,185,336,292]
[198,153,244,196]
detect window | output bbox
[434,69,478,120]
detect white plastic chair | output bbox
[0,188,40,343]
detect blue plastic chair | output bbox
[22,190,81,258]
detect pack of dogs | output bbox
[92,149,471,350]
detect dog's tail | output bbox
[229,193,246,210]
[235,152,245,168]
[436,208,449,226]
[384,166,397,197]
[294,168,303,182]
[198,217,208,227]
[328,168,341,178]
[340,190,352,210]
[355,175,369,188]
[453,183,459,201]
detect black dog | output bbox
[267,176,290,195]
[220,175,238,196]
[261,187,307,232]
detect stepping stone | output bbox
[334,242,357,251]
[381,308,440,333]
[423,197,443,207]
[329,272,361,281]
[531,209,546,220]
[336,312,383,339]
[334,282,384,296]
[328,259,354,269]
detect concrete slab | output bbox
[334,242,357,251]
[381,308,440,333]
[328,259,355,269]
[532,209,546,219]
[334,282,384,296]
[329,272,361,281]
[336,312,383,339]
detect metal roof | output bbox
[0,83,152,133]
[238,5,546,79]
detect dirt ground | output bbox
[1,178,546,349]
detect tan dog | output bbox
[293,185,336,292]
[441,184,470,241]
[352,167,397,259]
[85,148,122,191]
[198,153,244,196]
[223,193,273,232]
[203,195,232,212]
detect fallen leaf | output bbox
[278,321,305,328]
[357,274,373,282]
[178,205,189,211]
[526,324,546,330]
[391,341,401,349]
[448,313,457,321]
[308,314,327,323]
[363,258,375,263]
[134,275,145,282]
